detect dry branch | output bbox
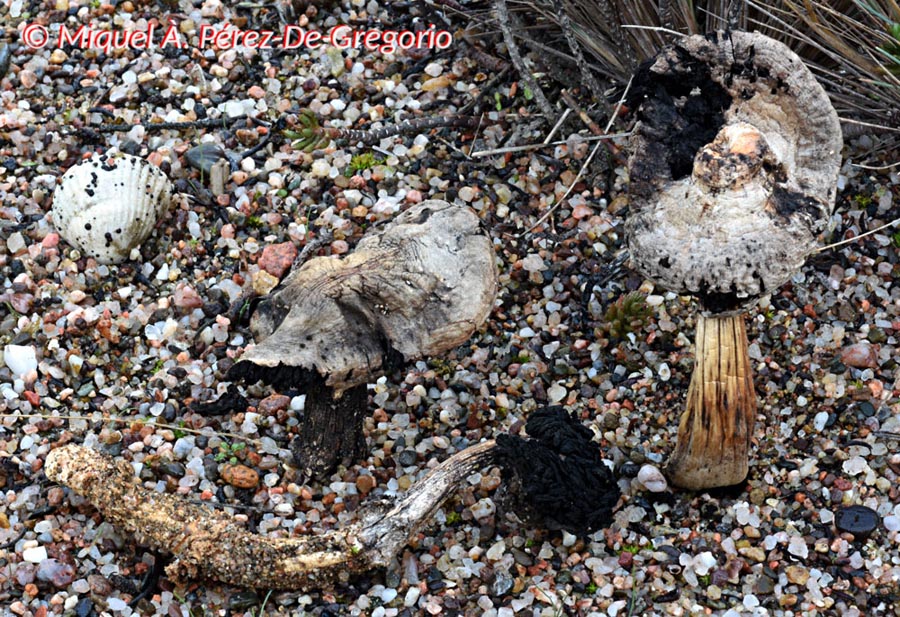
[45,442,497,590]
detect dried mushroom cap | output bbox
[625,31,842,314]
[234,200,498,394]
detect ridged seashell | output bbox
[51,152,172,264]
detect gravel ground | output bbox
[1,1,900,615]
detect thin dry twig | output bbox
[494,0,555,120]
[519,75,633,236]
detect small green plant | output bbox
[347,152,383,174]
[891,230,900,248]
[445,511,462,525]
[187,238,200,248]
[853,193,873,208]
[173,421,188,440]
[246,215,264,228]
[215,441,246,464]
[698,573,710,586]
[284,110,331,152]
[585,582,598,594]
[150,358,165,374]
[621,543,640,555]
[602,292,652,340]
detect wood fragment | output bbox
[494,0,555,120]
[45,441,497,589]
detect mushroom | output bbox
[625,31,842,489]
[229,200,499,479]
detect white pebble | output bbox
[486,540,506,561]
[22,546,48,563]
[547,384,567,403]
[637,465,668,492]
[788,536,808,558]
[813,411,829,431]
[424,62,443,77]
[3,345,37,376]
[657,363,671,382]
[404,587,420,607]
[842,456,867,476]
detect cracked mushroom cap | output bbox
[625,31,842,314]
[230,200,498,394]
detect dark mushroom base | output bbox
[666,313,757,490]
[227,363,372,480]
[291,377,369,480]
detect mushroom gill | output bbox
[625,31,842,489]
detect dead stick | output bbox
[494,0,554,120]
[45,441,496,590]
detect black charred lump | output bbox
[495,407,620,533]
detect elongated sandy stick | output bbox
[45,441,496,590]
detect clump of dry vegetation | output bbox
[497,0,900,134]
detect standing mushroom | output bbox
[625,31,842,489]
[229,200,498,479]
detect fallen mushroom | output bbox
[228,200,498,479]
[625,31,842,489]
[45,408,619,590]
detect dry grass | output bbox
[499,0,900,133]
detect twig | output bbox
[560,90,604,135]
[470,130,631,157]
[839,117,900,133]
[816,218,900,252]
[518,76,633,236]
[494,0,554,120]
[544,108,572,145]
[851,160,900,170]
[2,413,261,445]
[619,24,686,37]
[45,441,498,589]
[550,0,608,108]
[79,115,248,134]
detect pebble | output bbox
[36,559,76,587]
[840,343,879,368]
[22,546,48,563]
[836,505,879,538]
[251,270,279,295]
[258,394,290,414]
[221,464,259,489]
[4,345,37,376]
[637,465,667,492]
[258,242,298,278]
[786,565,810,585]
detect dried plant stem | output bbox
[494,0,555,119]
[324,115,494,145]
[550,0,609,107]
[45,441,497,590]
[666,313,757,489]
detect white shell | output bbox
[51,152,172,264]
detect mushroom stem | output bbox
[44,441,497,590]
[666,313,757,489]
[291,377,369,480]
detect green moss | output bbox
[347,152,384,174]
[601,292,652,340]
